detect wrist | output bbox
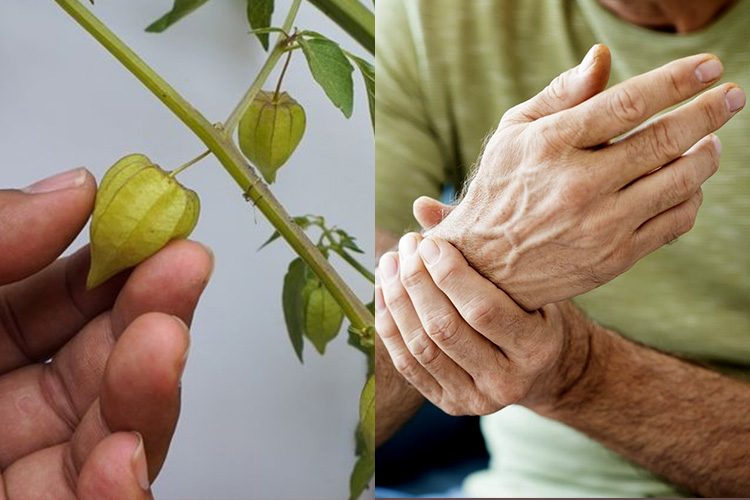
[524,302,605,414]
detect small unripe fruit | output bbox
[238,90,306,183]
[87,154,200,289]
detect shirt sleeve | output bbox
[375,0,449,237]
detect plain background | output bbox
[0,1,374,498]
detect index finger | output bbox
[552,54,724,148]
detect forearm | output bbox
[375,333,424,447]
[537,314,750,497]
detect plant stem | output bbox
[273,49,294,100]
[334,248,375,284]
[169,150,210,178]
[306,0,374,55]
[52,0,373,331]
[224,0,302,133]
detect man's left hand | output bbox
[376,232,592,415]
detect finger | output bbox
[77,432,154,500]
[606,84,741,188]
[502,44,611,124]
[0,246,127,374]
[374,278,444,404]
[0,319,113,469]
[418,237,542,356]
[0,241,210,468]
[69,312,188,483]
[634,189,704,260]
[2,444,76,499]
[620,134,719,223]
[0,168,96,285]
[111,239,214,334]
[379,252,475,405]
[397,233,506,383]
[555,54,726,148]
[412,196,454,229]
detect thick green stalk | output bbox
[306,0,374,55]
[52,0,373,330]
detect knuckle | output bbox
[399,265,424,290]
[670,165,698,199]
[463,295,499,330]
[648,120,682,161]
[431,257,461,290]
[440,401,464,417]
[608,87,645,125]
[699,98,723,131]
[547,74,568,101]
[392,353,420,380]
[666,68,683,96]
[406,332,442,368]
[558,173,595,206]
[531,119,570,156]
[424,314,461,346]
[501,379,530,406]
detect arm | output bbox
[377,234,750,497]
[538,322,750,498]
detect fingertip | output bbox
[378,252,399,282]
[418,237,441,265]
[77,432,152,499]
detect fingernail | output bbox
[379,253,398,282]
[374,286,385,312]
[695,58,723,83]
[22,167,88,194]
[131,432,150,491]
[197,242,215,283]
[578,45,598,74]
[171,315,191,372]
[711,134,722,155]
[419,238,441,265]
[399,233,418,257]
[726,86,746,112]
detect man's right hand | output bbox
[429,44,744,311]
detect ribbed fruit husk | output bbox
[238,90,306,183]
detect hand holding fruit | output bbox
[0,167,211,498]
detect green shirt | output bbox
[376,0,750,496]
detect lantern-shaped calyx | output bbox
[238,90,306,183]
[87,154,200,289]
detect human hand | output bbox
[0,168,213,498]
[376,232,592,416]
[430,44,744,311]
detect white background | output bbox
[0,1,374,498]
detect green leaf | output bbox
[259,216,312,250]
[146,0,213,33]
[359,375,375,453]
[349,451,374,500]
[350,375,375,499]
[299,36,354,118]
[247,0,274,50]
[282,258,307,362]
[348,54,374,129]
[335,229,364,253]
[303,282,344,354]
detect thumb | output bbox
[413,196,454,229]
[77,432,154,500]
[502,44,612,124]
[0,168,96,284]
